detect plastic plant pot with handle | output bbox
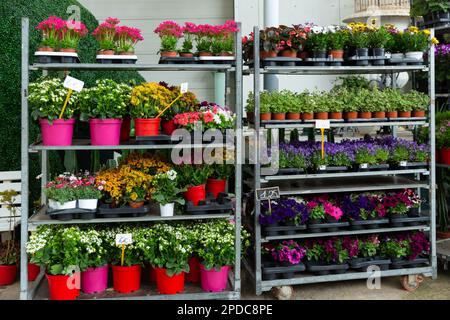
[39,118,75,146]
[46,273,80,300]
[200,264,229,292]
[89,118,122,146]
[81,265,109,294]
[28,263,41,282]
[154,267,185,294]
[185,257,200,283]
[184,184,206,206]
[112,265,141,293]
[134,118,161,137]
[206,179,226,199]
[0,265,17,286]
[162,119,177,135]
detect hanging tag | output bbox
[63,75,84,92]
[180,82,189,94]
[115,234,133,245]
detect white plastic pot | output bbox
[48,199,76,210]
[78,199,98,210]
[160,203,174,217]
[405,51,424,61]
[390,53,404,59]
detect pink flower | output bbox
[154,20,183,38]
[203,111,214,123]
[55,184,64,189]
[307,201,318,209]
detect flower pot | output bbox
[260,113,272,121]
[39,118,75,146]
[198,51,213,57]
[28,263,41,282]
[160,51,177,57]
[149,266,157,283]
[373,111,386,118]
[78,199,98,210]
[246,112,254,122]
[356,48,369,57]
[160,203,174,217]
[38,46,54,52]
[302,112,314,120]
[46,273,80,300]
[120,116,131,142]
[330,49,344,59]
[180,52,194,58]
[81,265,108,294]
[440,148,450,165]
[399,111,411,118]
[60,48,77,53]
[437,231,450,240]
[314,112,328,120]
[184,184,206,206]
[112,265,141,293]
[372,48,385,57]
[260,50,277,59]
[206,178,226,198]
[330,112,342,119]
[312,50,327,59]
[118,51,135,56]
[387,111,398,118]
[412,110,426,117]
[200,264,229,292]
[99,50,115,55]
[344,111,358,119]
[129,201,144,209]
[298,51,309,59]
[134,118,161,137]
[186,257,200,283]
[89,118,122,146]
[154,267,185,294]
[358,111,372,119]
[218,52,233,57]
[48,199,76,211]
[279,49,297,58]
[390,53,404,59]
[162,119,177,135]
[287,112,300,120]
[405,51,424,61]
[0,265,17,286]
[272,113,286,120]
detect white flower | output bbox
[98,185,104,191]
[35,174,43,180]
[167,170,177,181]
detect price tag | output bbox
[315,120,330,129]
[360,163,368,169]
[115,234,133,245]
[319,165,327,171]
[400,161,407,167]
[180,82,189,94]
[256,187,280,201]
[63,76,84,92]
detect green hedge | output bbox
[0,0,144,207]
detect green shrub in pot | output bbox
[367,26,391,49]
[311,92,329,113]
[299,91,315,114]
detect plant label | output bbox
[180,82,189,94]
[400,161,407,167]
[319,165,327,171]
[63,76,84,92]
[315,120,330,129]
[115,234,132,245]
[360,163,368,169]
[256,187,280,201]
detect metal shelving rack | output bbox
[243,26,437,295]
[19,17,243,300]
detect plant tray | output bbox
[305,261,349,275]
[346,117,387,122]
[262,263,306,280]
[34,51,80,64]
[390,257,429,269]
[389,215,430,227]
[388,58,424,66]
[247,57,302,67]
[159,56,197,64]
[46,207,97,221]
[263,224,307,237]
[349,218,390,230]
[307,221,349,233]
[357,163,390,172]
[346,55,389,66]
[391,161,428,170]
[263,167,305,176]
[350,257,391,271]
[97,204,150,218]
[135,134,172,145]
[185,193,233,215]
[316,166,348,174]
[304,57,344,66]
[96,54,138,64]
[197,56,235,65]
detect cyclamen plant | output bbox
[271,240,306,265]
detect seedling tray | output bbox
[97,204,150,218]
[262,263,306,280]
[349,218,390,230]
[46,207,97,221]
[389,215,430,227]
[390,257,429,269]
[305,261,349,275]
[96,54,138,64]
[350,257,391,271]
[135,134,172,145]
[185,193,233,215]
[307,221,349,233]
[34,51,80,64]
[263,224,307,237]
[304,57,344,66]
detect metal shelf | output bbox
[261,225,431,242]
[30,63,233,72]
[436,93,449,98]
[244,65,428,75]
[259,119,428,129]
[437,163,450,169]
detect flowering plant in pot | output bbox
[92,17,120,54]
[348,22,369,56]
[154,20,183,57]
[193,24,215,56]
[380,235,409,262]
[260,27,281,58]
[245,91,271,121]
[271,240,306,267]
[79,79,131,145]
[358,235,380,259]
[307,26,328,58]
[179,22,196,57]
[327,92,345,119]
[408,232,430,260]
[44,174,78,210]
[130,82,172,137]
[279,142,311,171]
[326,26,349,59]
[0,190,19,286]
[115,26,143,55]
[268,91,289,120]
[408,90,429,117]
[306,200,326,224]
[36,16,65,51]
[312,92,329,119]
[76,172,102,210]
[383,192,411,218]
[151,170,185,217]
[367,26,390,57]
[402,27,438,61]
[282,90,302,119]
[385,24,405,57]
[279,24,308,56]
[199,102,236,131]
[437,120,450,164]
[305,237,349,265]
[28,78,78,146]
[207,164,233,198]
[211,20,238,56]
[59,20,88,52]
[403,189,423,217]
[177,164,212,206]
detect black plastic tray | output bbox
[304,57,344,66]
[263,224,307,236]
[96,58,137,64]
[350,257,391,271]
[135,134,172,145]
[349,218,389,230]
[262,263,306,280]
[390,257,429,269]
[305,261,349,275]
[391,162,428,170]
[263,168,305,176]
[389,215,430,227]
[247,57,302,67]
[35,54,80,64]
[46,207,97,221]
[159,56,197,64]
[388,58,424,66]
[316,166,348,174]
[356,163,390,172]
[185,193,233,215]
[97,204,150,218]
[307,221,349,233]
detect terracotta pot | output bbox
[330,49,344,59]
[38,47,54,52]
[260,50,277,59]
[118,51,135,55]
[129,201,144,209]
[218,51,233,56]
[260,113,272,121]
[358,111,372,119]
[298,51,309,59]
[287,112,300,120]
[272,113,286,120]
[373,111,386,118]
[344,111,358,119]
[302,113,314,120]
[413,110,426,117]
[161,51,178,57]
[198,51,213,57]
[180,52,194,58]
[60,48,77,53]
[399,111,411,118]
[329,112,342,119]
[99,50,115,55]
[387,111,398,118]
[437,231,450,240]
[314,112,329,120]
[279,49,297,58]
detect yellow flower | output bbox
[423,29,431,36]
[432,37,439,45]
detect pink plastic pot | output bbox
[89,118,122,146]
[200,264,229,292]
[39,118,75,146]
[81,265,108,294]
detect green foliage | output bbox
[176,164,212,188]
[402,31,429,52]
[44,185,77,204]
[380,238,409,258]
[351,32,369,49]
[160,35,178,52]
[367,27,391,49]
[151,170,185,206]
[332,76,371,91]
[210,163,234,180]
[327,30,349,50]
[307,32,328,51]
[76,186,102,200]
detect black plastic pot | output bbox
[357,163,389,172]
[408,207,420,217]
[185,193,233,215]
[262,263,306,280]
[389,214,430,227]
[371,48,385,66]
[306,261,349,275]
[307,220,349,233]
[47,207,97,220]
[312,50,327,59]
[263,223,307,236]
[350,256,391,271]
[317,166,348,174]
[356,48,369,57]
[349,218,389,230]
[97,203,150,218]
[392,161,428,170]
[390,257,429,269]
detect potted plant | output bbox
[355,89,372,119]
[260,27,280,59]
[368,88,386,119]
[177,165,212,206]
[36,16,65,51]
[307,26,327,58]
[277,25,298,57]
[327,26,349,59]
[312,92,329,119]
[437,119,450,165]
[429,0,450,20]
[383,192,410,219]
[271,240,306,278]
[179,22,196,57]
[367,26,390,59]
[151,170,185,217]
[211,20,238,57]
[59,20,88,53]
[306,201,326,225]
[380,236,409,262]
[327,92,344,119]
[408,90,429,117]
[193,23,214,56]
[44,174,77,210]
[246,91,271,121]
[384,88,399,118]
[79,79,130,145]
[284,90,302,120]
[206,164,233,198]
[339,89,358,119]
[269,91,288,120]
[305,237,349,274]
[115,25,143,55]
[354,143,377,170]
[402,27,438,61]
[76,173,102,210]
[385,25,405,58]
[92,17,120,55]
[28,78,78,146]
[349,22,369,57]
[0,190,19,286]
[130,82,172,137]
[154,20,183,57]
[301,92,315,120]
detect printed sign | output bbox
[256,187,280,201]
[63,76,84,92]
[180,82,189,94]
[115,234,133,245]
[315,120,330,129]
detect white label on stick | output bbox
[63,76,84,92]
[315,120,330,129]
[115,234,133,245]
[400,161,407,167]
[360,163,368,169]
[180,82,189,94]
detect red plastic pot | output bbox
[184,184,206,206]
[413,110,426,117]
[287,112,300,120]
[120,116,131,142]
[440,148,450,165]
[162,119,177,135]
[135,118,161,137]
[185,257,201,283]
[149,266,157,283]
[206,178,226,198]
[399,111,411,118]
[28,263,41,282]
[46,273,80,300]
[0,265,17,286]
[260,113,272,121]
[112,265,141,293]
[154,267,185,294]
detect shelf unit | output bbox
[243,26,437,295]
[19,18,243,300]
